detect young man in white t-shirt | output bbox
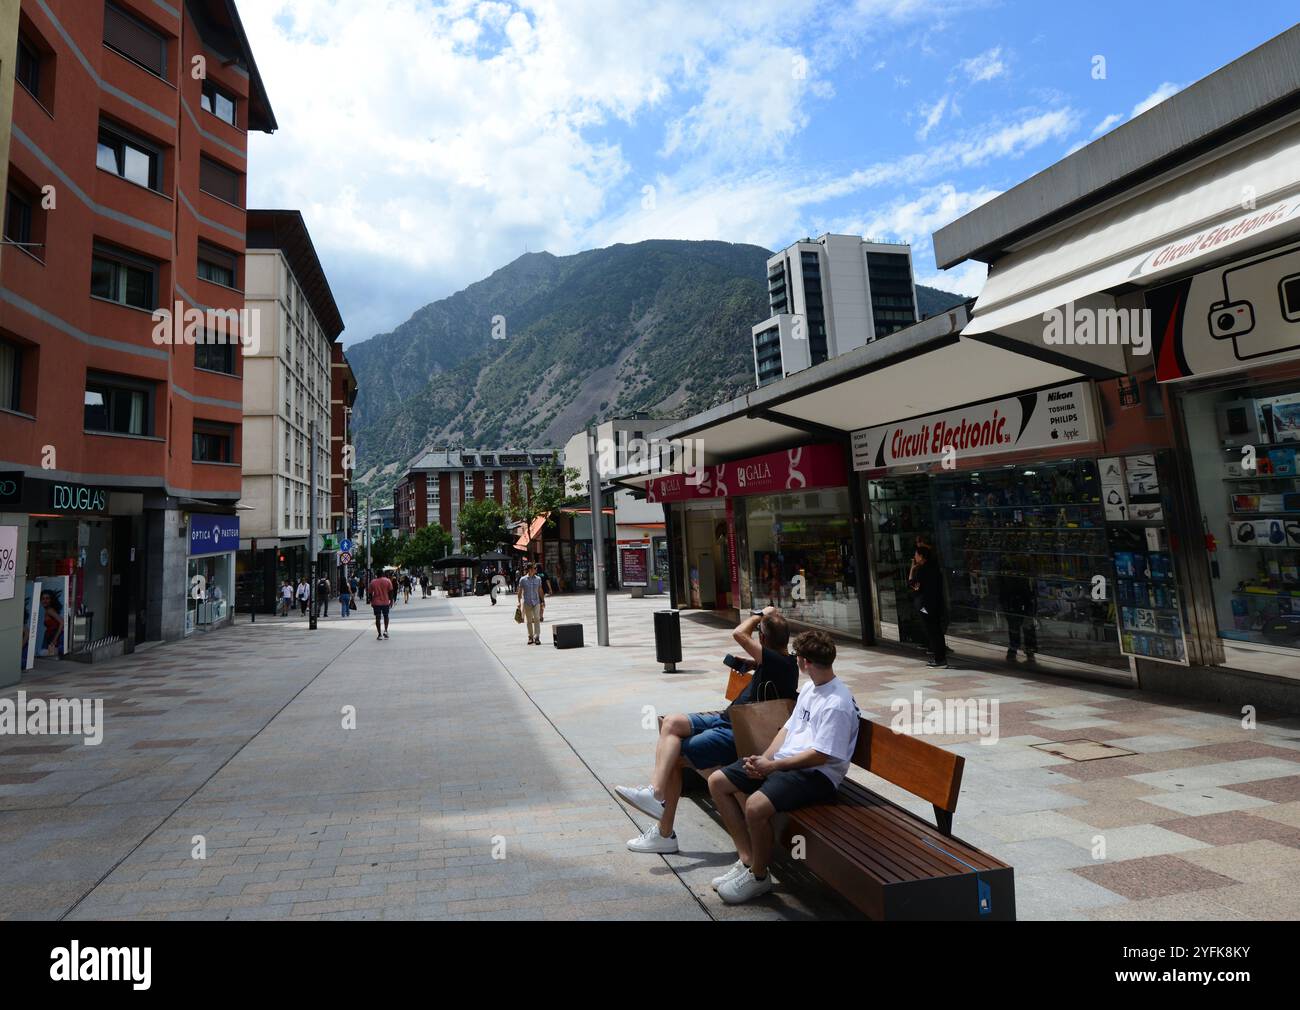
[707,628,859,905]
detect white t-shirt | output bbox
[773,677,860,788]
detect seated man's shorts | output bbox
[720,760,837,812]
[680,711,737,771]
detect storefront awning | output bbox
[963,121,1300,353]
[513,515,546,550]
[615,304,1097,496]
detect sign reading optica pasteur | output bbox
[644,443,847,503]
[851,381,1097,471]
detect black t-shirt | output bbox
[727,646,799,715]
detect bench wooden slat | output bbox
[795,797,979,880]
[836,781,1009,872]
[851,718,965,814]
[797,798,1000,879]
[790,807,942,884]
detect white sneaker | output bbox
[626,824,678,854]
[718,868,774,904]
[711,860,747,891]
[614,784,665,821]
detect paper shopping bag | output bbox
[730,699,795,758]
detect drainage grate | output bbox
[1030,738,1137,762]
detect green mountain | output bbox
[346,239,968,500]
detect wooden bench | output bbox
[779,717,1015,920]
[677,714,1015,920]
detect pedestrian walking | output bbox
[368,571,394,640]
[317,575,331,617]
[296,579,311,616]
[517,562,546,645]
[338,574,352,618]
[279,580,293,617]
[401,573,412,605]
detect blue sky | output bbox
[242,1,1300,345]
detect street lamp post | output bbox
[587,427,609,647]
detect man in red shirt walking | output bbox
[368,572,395,640]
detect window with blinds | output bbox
[199,156,242,206]
[104,3,167,78]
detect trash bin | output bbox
[654,609,682,672]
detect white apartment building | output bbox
[753,234,918,387]
[238,211,344,607]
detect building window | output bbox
[84,373,153,435]
[193,422,235,463]
[200,79,237,126]
[195,337,237,375]
[90,244,157,310]
[199,155,242,206]
[16,34,43,101]
[4,188,33,248]
[0,340,22,412]
[97,123,161,190]
[103,2,167,79]
[197,242,238,289]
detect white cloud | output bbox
[238,1,1070,341]
[959,46,1007,83]
[916,94,950,140]
[1090,112,1124,137]
[1131,82,1182,118]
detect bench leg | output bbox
[933,806,953,835]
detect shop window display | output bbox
[931,460,1124,670]
[1182,380,1300,653]
[738,488,859,636]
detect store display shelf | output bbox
[1227,543,1300,550]
[950,604,1108,627]
[939,504,1103,512]
[947,525,1104,532]
[1227,511,1300,519]
[1219,441,1300,453]
[1223,475,1300,482]
[1232,588,1300,598]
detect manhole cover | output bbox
[1031,738,1136,762]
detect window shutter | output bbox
[199,156,242,205]
[104,4,166,76]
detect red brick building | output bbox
[330,342,357,541]
[0,0,274,679]
[394,449,556,548]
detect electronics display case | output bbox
[1102,453,1189,665]
[930,460,1123,669]
[1217,406,1300,646]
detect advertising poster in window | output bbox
[0,526,17,601]
[619,545,648,587]
[20,581,40,670]
[36,575,69,658]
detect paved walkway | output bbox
[453,591,1300,921]
[3,589,1299,920]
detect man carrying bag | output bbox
[613,607,799,863]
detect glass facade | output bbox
[734,488,859,636]
[1181,376,1300,657]
[187,553,233,635]
[867,459,1129,671]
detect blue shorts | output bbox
[680,711,737,771]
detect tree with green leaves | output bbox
[506,455,584,534]
[458,498,510,558]
[370,531,400,570]
[398,524,453,569]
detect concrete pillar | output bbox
[145,508,188,642]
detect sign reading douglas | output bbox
[851,382,1097,471]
